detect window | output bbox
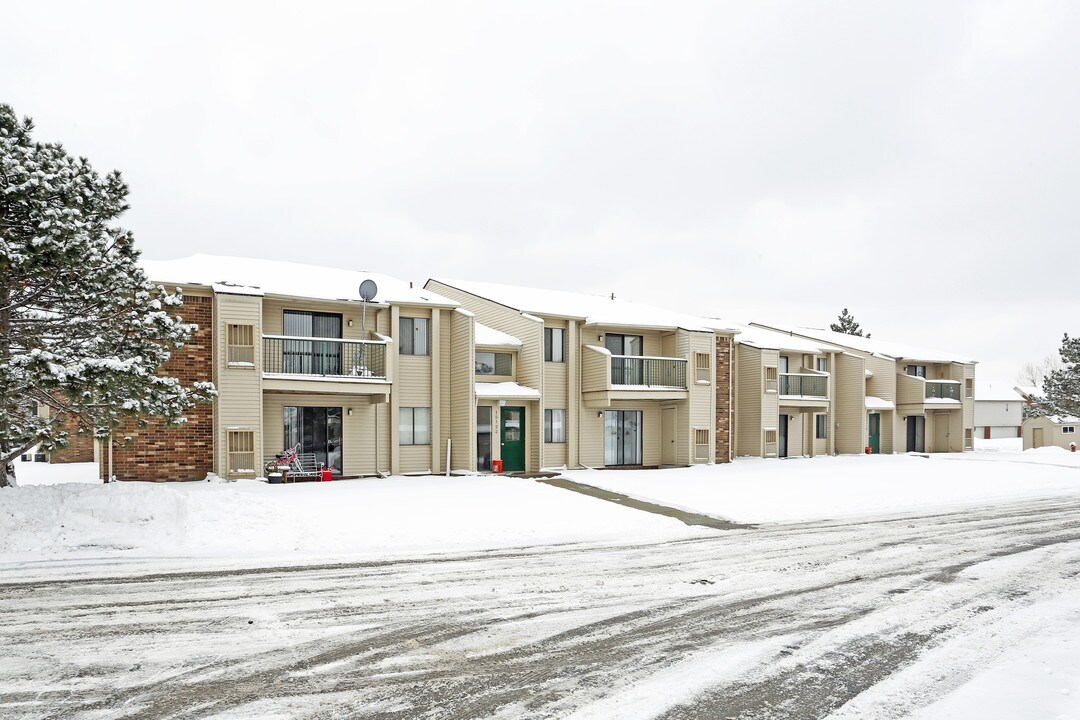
[816,357,828,373]
[778,356,789,373]
[816,414,828,440]
[695,352,711,383]
[544,409,566,443]
[964,428,974,450]
[400,407,432,445]
[1063,426,1077,435]
[965,378,974,399]
[764,429,778,456]
[476,351,513,376]
[694,428,710,461]
[545,327,565,363]
[227,430,255,477]
[907,365,927,377]
[227,324,255,365]
[765,366,778,393]
[399,317,430,356]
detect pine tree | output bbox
[1039,334,1080,419]
[0,105,216,487]
[830,308,870,338]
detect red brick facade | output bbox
[50,422,95,463]
[100,294,215,482]
[715,334,733,463]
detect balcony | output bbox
[610,356,687,389]
[582,346,689,406]
[925,381,960,401]
[261,335,391,399]
[779,373,828,398]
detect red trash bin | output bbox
[320,468,333,482]
[492,459,503,474]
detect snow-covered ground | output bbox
[2,449,1079,719]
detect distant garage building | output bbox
[1022,415,1078,451]
[973,382,1023,439]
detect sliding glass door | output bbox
[282,310,342,375]
[283,406,343,474]
[605,410,642,466]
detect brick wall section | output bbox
[50,417,94,463]
[715,335,733,463]
[100,295,215,482]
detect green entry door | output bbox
[868,413,881,454]
[500,407,526,472]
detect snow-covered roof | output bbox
[865,396,895,410]
[1014,385,1041,401]
[732,322,842,354]
[474,381,542,400]
[767,325,977,365]
[144,255,459,307]
[975,382,1025,402]
[475,323,522,349]
[431,278,728,333]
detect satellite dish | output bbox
[359,280,378,301]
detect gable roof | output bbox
[729,322,843,354]
[143,255,458,307]
[754,324,977,365]
[429,278,731,333]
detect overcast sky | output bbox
[4,1,1077,383]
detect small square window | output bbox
[1063,426,1076,435]
[694,428,710,460]
[227,324,255,365]
[227,430,256,477]
[695,353,711,383]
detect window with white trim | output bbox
[695,353,711,383]
[544,327,565,363]
[906,364,927,377]
[227,430,255,477]
[1063,426,1076,435]
[399,317,430,356]
[816,357,828,373]
[764,429,778,456]
[475,352,513,376]
[694,428,710,460]
[227,324,255,365]
[544,409,566,443]
[400,407,432,445]
[964,428,974,449]
[965,378,974,399]
[765,366,778,393]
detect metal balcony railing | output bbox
[925,381,960,400]
[610,356,687,389]
[263,336,387,379]
[779,373,828,397]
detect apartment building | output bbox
[425,279,737,472]
[753,325,976,454]
[103,255,472,481]
[730,323,841,458]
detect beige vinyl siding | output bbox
[262,392,382,476]
[424,281,544,471]
[761,349,780,455]
[394,306,433,474]
[834,353,866,454]
[951,362,976,451]
[735,344,763,457]
[543,356,569,468]
[581,345,610,392]
[449,308,476,471]
[685,330,715,464]
[214,292,263,477]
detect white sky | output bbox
[4,1,1077,383]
